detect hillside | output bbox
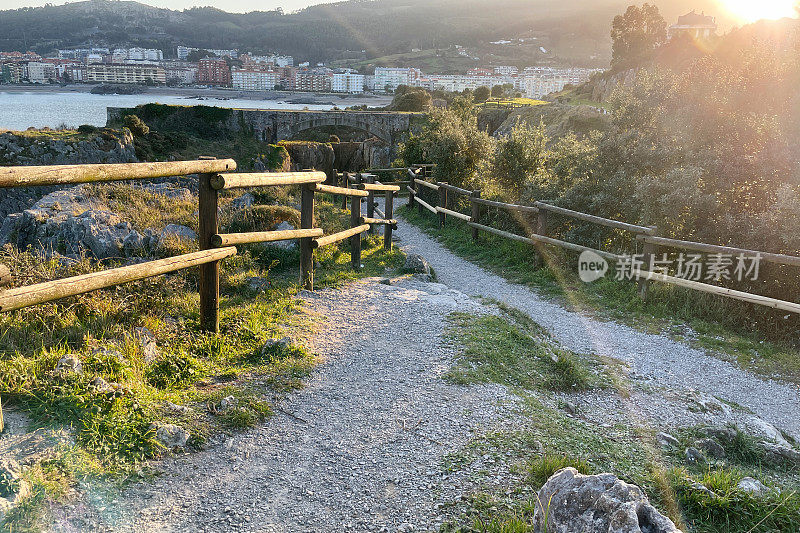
[0,0,741,67]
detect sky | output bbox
[0,0,338,12]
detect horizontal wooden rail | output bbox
[0,247,237,313]
[437,182,473,196]
[470,197,539,214]
[316,184,369,197]
[312,224,371,249]
[535,202,655,235]
[0,160,236,188]
[407,168,421,180]
[635,271,800,314]
[212,228,323,247]
[436,206,472,222]
[374,206,386,219]
[467,222,622,261]
[361,217,398,226]
[414,179,439,191]
[370,167,410,172]
[211,171,326,190]
[408,189,437,214]
[636,235,800,267]
[360,183,401,192]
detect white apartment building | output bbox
[115,48,164,62]
[374,67,421,93]
[331,72,365,93]
[231,68,281,91]
[522,68,597,98]
[86,64,166,84]
[165,65,198,85]
[247,54,294,67]
[416,73,512,93]
[25,62,57,83]
[177,46,238,60]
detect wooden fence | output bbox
[0,159,400,332]
[406,174,800,315]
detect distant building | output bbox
[197,58,231,86]
[331,72,365,93]
[86,64,166,85]
[1,63,23,84]
[294,69,332,92]
[374,67,421,93]
[25,61,57,83]
[522,68,597,98]
[669,11,717,40]
[178,46,238,60]
[165,64,198,85]
[232,66,281,91]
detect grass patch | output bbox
[0,192,404,530]
[444,311,600,392]
[402,205,800,384]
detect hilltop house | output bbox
[669,10,718,40]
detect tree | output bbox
[491,85,504,98]
[474,85,491,103]
[491,122,549,197]
[390,88,432,111]
[610,3,666,69]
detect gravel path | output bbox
[393,208,800,441]
[56,278,520,532]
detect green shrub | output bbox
[123,115,150,137]
[145,355,201,389]
[77,124,98,134]
[528,455,591,487]
[225,205,301,234]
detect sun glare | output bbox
[720,0,799,22]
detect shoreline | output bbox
[0,84,393,108]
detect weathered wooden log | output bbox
[467,221,622,261]
[634,271,800,314]
[438,184,447,227]
[414,179,439,191]
[316,184,369,197]
[313,225,371,249]
[435,206,471,223]
[213,228,324,247]
[470,190,481,241]
[0,248,237,313]
[384,191,395,251]
[0,159,237,188]
[638,226,659,300]
[470,197,539,215]
[535,202,655,235]
[636,235,800,267]
[414,195,437,215]
[350,196,362,270]
[198,168,220,333]
[300,184,316,290]
[360,183,401,192]
[437,182,473,196]
[211,171,326,190]
[361,217,398,227]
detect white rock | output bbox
[737,477,769,497]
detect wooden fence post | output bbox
[384,190,395,251]
[350,193,362,270]
[300,184,315,290]
[470,190,481,241]
[341,172,350,210]
[638,226,659,300]
[198,157,220,333]
[0,264,8,432]
[366,174,376,234]
[417,175,424,216]
[438,183,447,228]
[408,172,416,208]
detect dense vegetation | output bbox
[0,0,734,67]
[400,14,800,344]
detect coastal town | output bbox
[0,44,602,98]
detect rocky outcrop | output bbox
[532,468,682,533]
[0,186,162,260]
[0,129,137,217]
[280,141,335,180]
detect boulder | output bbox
[154,424,189,449]
[231,193,255,211]
[759,441,800,466]
[404,254,431,275]
[219,396,238,411]
[656,432,680,448]
[55,354,82,376]
[740,416,792,448]
[532,468,681,533]
[685,447,705,465]
[737,477,769,497]
[90,376,114,394]
[696,438,725,459]
[160,224,197,242]
[134,327,159,362]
